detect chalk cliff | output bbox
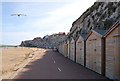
[20,33,67,48]
[70,2,120,38]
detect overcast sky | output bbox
[1,0,96,45]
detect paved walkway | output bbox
[14,49,110,80]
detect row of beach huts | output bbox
[58,21,120,80]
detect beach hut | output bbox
[61,42,64,55]
[58,43,61,53]
[69,37,76,62]
[61,43,64,55]
[67,39,70,58]
[58,41,68,58]
[103,21,120,80]
[58,43,62,54]
[85,29,106,75]
[76,34,86,66]
[63,41,68,57]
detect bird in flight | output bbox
[11,14,27,16]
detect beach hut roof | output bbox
[79,34,87,39]
[92,29,107,37]
[66,39,70,44]
[103,21,120,37]
[73,36,77,41]
[70,37,76,42]
[85,29,107,40]
[76,33,87,41]
[69,37,72,41]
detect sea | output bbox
[0,45,17,47]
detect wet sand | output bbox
[1,47,46,79]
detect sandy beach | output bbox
[1,46,46,79]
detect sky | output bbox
[1,0,96,45]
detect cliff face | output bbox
[70,2,120,38]
[20,34,67,48]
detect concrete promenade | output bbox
[14,49,111,80]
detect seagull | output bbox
[11,14,27,16]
